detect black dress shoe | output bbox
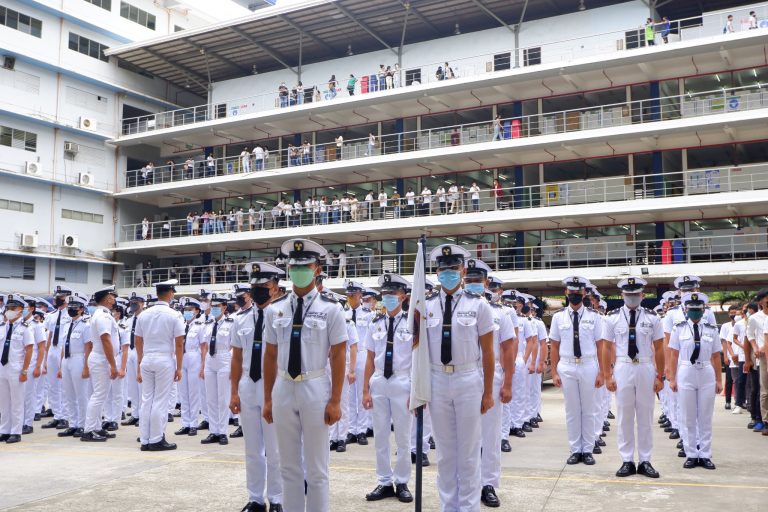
[105,421,119,432]
[600,431,606,438]
[148,437,177,451]
[481,485,500,507]
[529,419,540,428]
[174,426,190,435]
[228,417,237,426]
[0,434,9,442]
[140,444,149,452]
[168,413,174,422]
[22,425,33,435]
[188,428,197,436]
[41,408,54,418]
[73,428,84,438]
[268,504,282,512]
[201,433,220,444]
[637,461,660,478]
[567,453,582,465]
[660,420,672,429]
[522,422,533,433]
[683,458,698,469]
[197,420,209,430]
[240,502,266,512]
[395,483,413,503]
[582,453,596,465]
[428,436,435,449]
[336,440,346,453]
[604,420,610,427]
[365,485,395,501]
[602,424,610,432]
[346,433,357,444]
[330,440,338,451]
[676,440,683,449]
[678,449,686,458]
[663,426,675,433]
[366,428,374,437]
[96,429,116,439]
[592,443,602,455]
[658,415,667,424]
[230,426,243,438]
[698,458,716,470]
[5,434,21,444]
[616,461,637,477]
[101,420,109,430]
[501,439,511,452]
[536,414,543,422]
[34,413,41,422]
[607,411,615,419]
[41,419,58,429]
[510,428,526,438]
[357,433,368,445]
[58,427,78,437]
[122,417,139,426]
[725,403,731,410]
[597,438,606,447]
[219,435,228,445]
[80,431,107,442]
[669,429,680,440]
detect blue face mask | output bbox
[464,283,485,295]
[438,270,461,291]
[87,306,97,316]
[183,311,195,321]
[687,309,704,321]
[211,307,222,318]
[381,295,400,311]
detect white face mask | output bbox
[623,294,642,309]
[4,310,20,321]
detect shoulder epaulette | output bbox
[491,302,503,309]
[643,307,657,316]
[427,294,439,301]
[607,308,620,315]
[587,306,597,312]
[464,291,482,298]
[21,321,29,327]
[224,317,234,322]
[675,319,687,326]
[372,313,385,323]
[271,295,289,304]
[0,321,5,327]
[236,309,248,315]
[320,293,338,304]
[362,307,371,313]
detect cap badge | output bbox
[294,241,304,252]
[442,246,451,256]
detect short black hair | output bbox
[747,302,759,313]
[756,288,768,302]
[728,304,740,311]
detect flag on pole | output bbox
[409,239,431,411]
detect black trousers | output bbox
[747,368,761,420]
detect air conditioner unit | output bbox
[25,161,41,175]
[79,116,97,131]
[64,141,80,154]
[62,234,79,249]
[21,233,38,248]
[78,172,93,186]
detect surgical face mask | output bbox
[67,307,80,318]
[491,291,502,302]
[289,266,316,289]
[464,282,485,295]
[54,297,66,308]
[4,310,20,321]
[183,311,195,321]
[210,307,222,318]
[381,294,401,311]
[687,309,704,321]
[235,295,247,308]
[438,269,461,291]
[87,306,97,316]
[623,294,642,309]
[252,287,272,306]
[567,293,583,306]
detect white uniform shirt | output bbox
[231,305,267,374]
[347,306,375,351]
[90,306,120,356]
[424,289,494,366]
[45,309,71,348]
[134,301,186,355]
[365,310,412,373]
[663,305,717,334]
[63,318,92,357]
[489,303,515,361]
[669,320,721,363]
[602,306,663,359]
[184,317,208,352]
[732,320,747,362]
[203,316,235,359]
[1,317,35,368]
[264,289,348,374]
[549,305,604,358]
[747,310,766,348]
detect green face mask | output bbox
[289,266,316,288]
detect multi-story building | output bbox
[7,0,768,298]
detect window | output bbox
[0,198,34,213]
[405,68,421,86]
[68,33,109,62]
[102,264,113,284]
[0,125,37,152]
[84,0,112,10]
[61,208,104,224]
[0,255,35,280]
[0,6,42,38]
[523,47,541,67]
[120,2,156,30]
[55,261,88,283]
[493,52,511,71]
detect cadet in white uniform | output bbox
[602,277,664,478]
[231,267,285,512]
[21,296,46,434]
[463,260,514,509]
[175,298,207,436]
[201,292,235,445]
[344,280,374,446]
[508,293,536,439]
[103,303,129,431]
[81,286,120,442]
[135,280,185,451]
[122,292,146,427]
[362,273,414,504]
[527,301,548,428]
[669,292,722,470]
[0,295,35,443]
[42,285,73,430]
[549,276,605,465]
[263,239,348,512]
[56,297,91,438]
[425,244,495,512]
[329,291,358,453]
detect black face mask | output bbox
[67,307,80,318]
[521,305,531,315]
[236,296,247,308]
[567,293,584,306]
[54,297,66,308]
[252,287,271,306]
[226,303,236,314]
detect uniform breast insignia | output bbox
[224,317,234,323]
[490,302,502,309]
[675,320,688,327]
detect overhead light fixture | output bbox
[454,23,461,35]
[252,64,258,75]
[184,79,190,89]
[578,0,586,11]
[347,44,353,56]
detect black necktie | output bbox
[53,310,62,346]
[352,308,357,324]
[1,322,12,366]
[628,309,638,359]
[130,316,137,350]
[184,323,189,353]
[384,316,395,378]
[691,323,701,364]
[64,321,75,359]
[572,309,582,358]
[249,309,263,382]
[441,294,453,365]
[288,297,303,378]
[209,321,218,356]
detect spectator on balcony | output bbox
[378,189,388,220]
[492,179,503,209]
[449,184,459,213]
[271,202,281,229]
[283,201,293,227]
[184,157,195,179]
[142,217,149,240]
[331,196,341,223]
[445,62,455,79]
[435,185,447,214]
[470,182,481,212]
[186,212,194,236]
[749,11,758,29]
[347,74,358,96]
[451,127,461,146]
[724,14,735,33]
[296,81,305,105]
[319,196,328,225]
[492,115,503,141]
[165,160,175,180]
[340,194,350,223]
[278,82,289,107]
[377,64,386,91]
[363,190,374,220]
[421,185,432,216]
[293,200,303,227]
[335,135,344,160]
[405,187,416,217]
[236,207,244,231]
[257,205,266,230]
[338,250,347,279]
[144,260,153,286]
[248,205,255,231]
[135,260,144,286]
[460,185,469,212]
[228,209,236,232]
[327,75,338,100]
[192,212,200,236]
[207,154,216,177]
[645,18,656,46]
[252,145,264,171]
[383,65,393,90]
[302,140,312,165]
[202,211,210,235]
[162,216,171,238]
[140,162,153,185]
[391,188,401,219]
[393,63,401,88]
[661,16,671,43]
[215,209,224,234]
[367,132,376,156]
[350,194,360,222]
[291,144,301,167]
[240,147,251,173]
[304,196,314,225]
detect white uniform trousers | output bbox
[411,403,432,455]
[509,360,528,428]
[125,349,142,418]
[104,376,125,422]
[593,386,608,443]
[272,376,331,512]
[0,363,26,435]
[199,367,209,423]
[36,370,47,413]
[239,375,283,505]
[168,381,178,413]
[180,351,202,428]
[659,380,670,417]
[678,363,716,459]
[349,349,369,435]
[62,356,88,429]
[139,354,175,444]
[669,387,680,429]
[204,353,231,436]
[615,361,655,463]
[480,367,504,488]
[430,369,483,512]
[501,402,512,438]
[370,373,412,486]
[84,354,110,433]
[329,369,350,442]
[527,372,543,420]
[23,370,40,427]
[558,360,599,454]
[46,345,64,419]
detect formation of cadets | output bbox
[0,236,741,511]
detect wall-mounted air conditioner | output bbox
[21,233,38,248]
[62,234,80,249]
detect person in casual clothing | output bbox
[470,183,481,212]
[327,75,338,100]
[661,16,671,43]
[347,74,357,96]
[492,115,503,141]
[645,18,656,46]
